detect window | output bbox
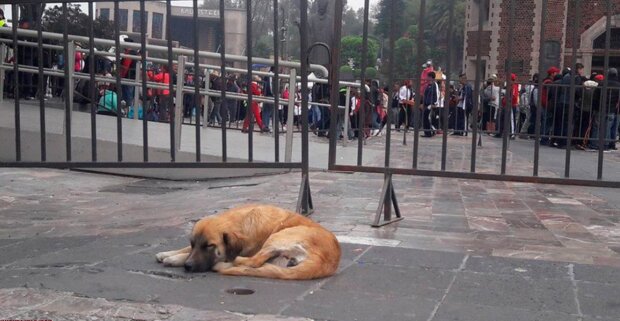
[152,12,163,39]
[593,28,620,49]
[133,10,148,33]
[119,9,128,32]
[100,8,110,21]
[542,41,561,72]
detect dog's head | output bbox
[183,217,242,273]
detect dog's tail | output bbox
[219,260,336,280]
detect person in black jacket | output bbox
[553,63,584,148]
[421,72,438,137]
[588,68,620,150]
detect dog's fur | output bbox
[155,204,341,280]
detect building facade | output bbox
[95,2,246,61]
[463,0,620,81]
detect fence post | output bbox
[285,68,296,163]
[203,69,210,128]
[343,86,351,147]
[175,55,186,153]
[63,41,76,135]
[0,43,6,103]
[133,62,141,120]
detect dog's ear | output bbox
[223,232,242,261]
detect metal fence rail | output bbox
[326,0,620,227]
[0,0,324,215]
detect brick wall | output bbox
[496,0,536,81]
[466,30,492,57]
[565,0,620,50]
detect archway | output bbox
[580,15,620,75]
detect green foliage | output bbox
[365,67,378,79]
[340,35,379,70]
[253,35,273,58]
[42,4,115,44]
[340,65,353,74]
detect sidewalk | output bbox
[1,166,619,321]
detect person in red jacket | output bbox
[242,76,268,132]
[496,73,520,138]
[147,65,172,122]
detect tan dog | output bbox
[155,204,341,280]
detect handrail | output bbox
[0,27,330,78]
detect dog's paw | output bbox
[155,252,169,263]
[213,261,233,272]
[162,253,188,267]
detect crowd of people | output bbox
[1,11,618,151]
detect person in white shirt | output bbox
[398,80,414,130]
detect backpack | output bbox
[97,90,118,114]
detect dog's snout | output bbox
[184,261,193,272]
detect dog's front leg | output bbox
[162,253,189,267]
[156,246,191,263]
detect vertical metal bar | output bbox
[384,0,396,169]
[357,0,370,166]
[271,0,280,163]
[246,0,254,162]
[273,0,280,162]
[343,86,351,147]
[501,0,516,175]
[300,0,310,186]
[533,0,547,176]
[328,0,344,169]
[37,5,46,161]
[412,0,426,169]
[12,4,20,161]
[88,2,97,161]
[114,0,123,162]
[63,3,71,161]
[597,0,612,180]
[140,1,149,162]
[166,0,175,162]
[193,0,201,161]
[0,43,5,102]
[441,0,454,171]
[470,0,485,172]
[565,0,581,178]
[220,0,228,162]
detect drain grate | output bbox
[225,288,255,295]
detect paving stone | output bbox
[573,263,620,284]
[445,271,577,314]
[322,263,454,300]
[358,246,466,270]
[282,288,437,321]
[432,301,580,321]
[464,256,570,280]
[577,281,620,319]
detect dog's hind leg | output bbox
[233,248,280,268]
[156,246,191,263]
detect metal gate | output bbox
[327,0,620,227]
[0,0,329,215]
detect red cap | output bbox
[511,73,517,81]
[547,67,560,75]
[595,74,604,81]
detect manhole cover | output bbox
[225,288,255,295]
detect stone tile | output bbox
[358,246,466,270]
[282,288,437,321]
[433,300,580,321]
[446,271,577,314]
[322,263,455,300]
[464,256,570,280]
[577,281,620,319]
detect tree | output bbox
[427,0,466,75]
[42,4,115,43]
[340,35,379,71]
[201,0,245,9]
